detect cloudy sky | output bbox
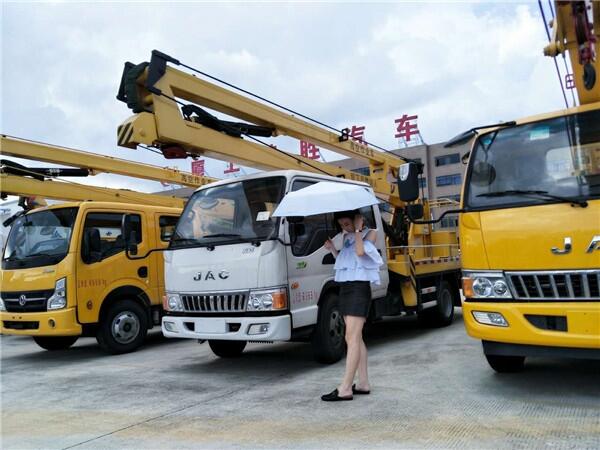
[1,1,572,195]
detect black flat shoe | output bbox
[321,389,353,402]
[352,384,370,395]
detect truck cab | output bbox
[0,201,180,353]
[459,104,600,371]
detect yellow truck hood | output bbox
[461,202,600,270]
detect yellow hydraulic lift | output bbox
[115,51,462,308]
[0,134,219,208]
[544,0,600,105]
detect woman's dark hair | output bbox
[333,209,361,232]
[333,209,358,222]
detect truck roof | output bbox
[23,201,181,215]
[193,169,372,194]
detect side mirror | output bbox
[406,204,424,220]
[397,162,423,202]
[461,152,470,165]
[121,214,138,256]
[82,228,102,264]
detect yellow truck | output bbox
[0,201,180,353]
[457,103,600,372]
[0,135,217,352]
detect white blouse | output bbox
[333,229,384,284]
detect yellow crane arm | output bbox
[116,52,407,206]
[0,172,185,209]
[1,134,217,188]
[544,0,600,105]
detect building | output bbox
[335,140,471,228]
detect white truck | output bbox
[159,170,459,363]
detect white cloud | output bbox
[1,1,568,193]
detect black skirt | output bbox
[338,281,372,318]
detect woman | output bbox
[321,209,383,402]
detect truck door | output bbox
[76,210,153,324]
[152,214,179,300]
[285,179,338,329]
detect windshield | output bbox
[171,177,286,247]
[465,109,600,209]
[2,207,78,270]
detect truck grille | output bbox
[1,290,53,312]
[180,292,248,313]
[507,270,600,300]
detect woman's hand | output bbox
[324,238,338,257]
[324,238,334,251]
[353,215,364,231]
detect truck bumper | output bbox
[463,301,600,350]
[162,314,292,341]
[0,308,82,336]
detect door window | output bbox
[82,212,141,262]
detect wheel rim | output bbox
[111,311,140,344]
[328,308,345,348]
[439,289,453,318]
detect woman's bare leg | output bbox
[338,315,366,396]
[356,338,370,391]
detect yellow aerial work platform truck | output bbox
[0,136,215,353]
[404,1,600,372]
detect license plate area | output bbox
[567,310,600,336]
[195,318,227,334]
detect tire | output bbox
[96,299,148,354]
[208,340,247,358]
[311,291,346,364]
[485,353,525,373]
[418,280,455,328]
[33,336,78,351]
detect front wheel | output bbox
[96,299,148,354]
[311,292,346,364]
[33,336,78,351]
[208,340,247,358]
[485,353,525,373]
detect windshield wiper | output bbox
[477,190,588,207]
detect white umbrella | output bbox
[272,181,379,217]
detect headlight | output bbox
[47,277,67,310]
[247,287,287,311]
[164,293,183,312]
[462,272,512,299]
[0,296,5,312]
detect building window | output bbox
[436,174,462,187]
[435,153,460,166]
[419,178,427,188]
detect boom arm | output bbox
[544,0,600,105]
[0,172,186,208]
[116,51,407,206]
[1,135,217,188]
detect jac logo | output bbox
[551,236,600,255]
[193,270,230,281]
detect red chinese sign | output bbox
[191,159,205,176]
[300,140,320,160]
[395,114,419,141]
[224,162,240,174]
[349,125,366,144]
